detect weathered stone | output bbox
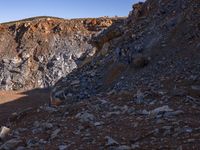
[105,136,119,146]
[150,105,173,116]
[50,128,61,139]
[58,145,69,150]
[0,126,10,140]
[0,138,22,150]
[116,145,131,150]
[16,146,26,150]
[75,112,95,123]
[41,123,53,130]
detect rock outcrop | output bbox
[0,17,121,90]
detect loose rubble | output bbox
[0,0,200,149]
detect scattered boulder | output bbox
[0,127,10,140]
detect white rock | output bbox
[12,57,22,64]
[0,126,10,140]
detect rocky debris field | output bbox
[0,0,200,149]
[1,83,200,149]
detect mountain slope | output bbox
[0,0,200,149]
[51,0,200,105]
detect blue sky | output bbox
[0,0,144,23]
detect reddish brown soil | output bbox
[0,89,50,124]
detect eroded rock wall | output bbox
[0,17,116,90]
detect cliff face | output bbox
[0,17,119,90]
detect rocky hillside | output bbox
[51,0,200,105]
[0,0,200,149]
[0,17,121,90]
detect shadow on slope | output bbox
[0,88,50,125]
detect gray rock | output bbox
[41,123,53,130]
[39,139,47,144]
[0,138,22,150]
[70,80,80,85]
[171,88,187,96]
[131,142,140,149]
[116,145,131,150]
[105,136,119,146]
[191,85,200,91]
[150,105,173,116]
[75,112,95,123]
[59,145,69,150]
[138,109,149,115]
[26,138,39,148]
[16,146,26,150]
[94,121,104,127]
[0,126,10,140]
[51,128,61,139]
[42,106,58,113]
[106,111,121,117]
[135,90,145,104]
[164,110,184,117]
[33,121,40,128]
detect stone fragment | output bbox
[150,105,173,116]
[59,145,69,150]
[0,138,22,150]
[116,145,131,150]
[75,112,95,123]
[0,126,10,140]
[51,129,61,139]
[16,146,26,150]
[105,136,119,146]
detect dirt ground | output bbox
[0,89,50,125]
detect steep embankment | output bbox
[0,17,120,90]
